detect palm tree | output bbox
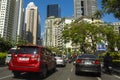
[93,10,104,19]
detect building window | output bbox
[81,1,84,7]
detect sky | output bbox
[24,0,120,37]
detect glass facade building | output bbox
[47,4,61,18]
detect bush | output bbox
[0,52,7,65]
[112,60,120,67]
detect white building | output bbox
[111,22,120,34]
[0,0,24,44]
[0,0,10,38]
[44,16,62,47]
[44,17,74,51]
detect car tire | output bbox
[97,72,101,77]
[41,66,48,79]
[75,69,79,75]
[53,64,56,72]
[12,71,21,78]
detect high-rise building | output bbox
[0,0,24,44]
[13,0,24,43]
[25,2,41,45]
[47,4,61,18]
[0,0,16,39]
[44,16,61,47]
[74,0,97,19]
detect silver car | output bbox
[55,54,66,67]
[75,54,101,77]
[5,48,16,64]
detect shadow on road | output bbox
[12,69,58,80]
[75,72,100,77]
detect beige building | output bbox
[25,2,40,45]
[111,22,120,34]
[44,17,74,51]
[44,16,62,47]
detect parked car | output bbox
[9,44,56,78]
[75,54,101,77]
[5,47,16,65]
[55,54,66,67]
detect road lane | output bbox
[0,63,120,80]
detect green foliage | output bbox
[0,52,6,59]
[112,60,120,67]
[93,10,104,19]
[0,52,6,65]
[17,36,28,46]
[62,21,118,52]
[102,0,120,19]
[0,37,13,52]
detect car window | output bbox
[55,54,62,57]
[8,49,16,54]
[78,54,96,59]
[15,46,38,54]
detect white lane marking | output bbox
[97,77,102,80]
[0,75,13,80]
[71,68,73,72]
[67,78,70,80]
[113,75,120,79]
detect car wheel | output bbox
[97,72,101,77]
[12,71,21,78]
[41,66,48,79]
[75,69,79,75]
[53,64,56,72]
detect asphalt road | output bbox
[0,63,120,80]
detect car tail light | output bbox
[30,54,40,63]
[93,60,100,64]
[12,54,17,58]
[76,59,82,63]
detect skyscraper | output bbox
[13,0,24,43]
[0,0,24,44]
[25,2,40,45]
[47,4,61,18]
[74,0,97,19]
[0,0,12,38]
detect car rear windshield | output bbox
[78,54,97,59]
[15,46,39,54]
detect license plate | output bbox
[84,61,92,64]
[19,57,29,61]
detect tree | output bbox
[62,21,106,53]
[102,0,120,19]
[103,25,119,51]
[0,37,13,52]
[93,10,104,19]
[62,20,119,53]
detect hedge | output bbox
[112,60,120,67]
[0,52,7,65]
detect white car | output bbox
[5,47,16,65]
[55,54,66,67]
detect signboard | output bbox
[96,43,107,51]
